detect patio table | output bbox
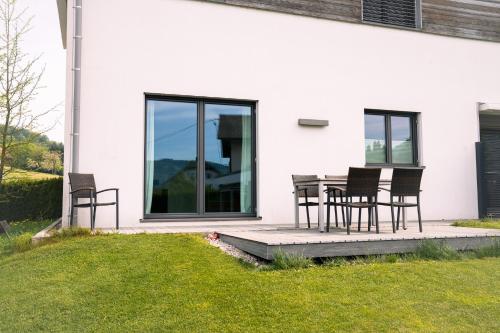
[294,176,397,232]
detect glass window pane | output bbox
[391,116,414,164]
[365,114,387,164]
[145,100,197,214]
[205,104,253,213]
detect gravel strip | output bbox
[206,232,265,266]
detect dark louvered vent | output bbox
[363,0,419,28]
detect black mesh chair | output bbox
[68,173,119,230]
[331,168,381,235]
[378,168,424,233]
[292,175,319,229]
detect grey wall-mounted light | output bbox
[298,119,329,127]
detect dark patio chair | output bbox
[325,175,347,230]
[68,173,119,230]
[378,168,424,233]
[292,175,319,229]
[331,168,381,235]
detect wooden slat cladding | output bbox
[422,0,500,42]
[200,0,362,24]
[199,0,500,43]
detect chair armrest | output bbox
[378,187,390,192]
[326,186,345,193]
[96,188,119,195]
[70,188,95,195]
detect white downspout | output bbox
[68,0,82,224]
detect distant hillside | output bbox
[153,159,228,187]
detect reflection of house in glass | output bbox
[205,114,251,213]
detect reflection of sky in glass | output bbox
[365,114,386,140]
[205,104,251,164]
[149,100,197,161]
[391,116,411,141]
[391,116,413,164]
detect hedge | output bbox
[0,178,63,221]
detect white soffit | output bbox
[56,0,67,49]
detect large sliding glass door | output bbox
[144,96,256,218]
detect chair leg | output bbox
[390,203,396,234]
[70,200,74,227]
[333,191,339,228]
[346,204,351,235]
[326,193,331,232]
[396,196,401,230]
[89,205,94,231]
[349,197,353,226]
[340,192,346,227]
[368,206,372,232]
[374,202,380,234]
[306,205,311,229]
[93,206,97,229]
[417,195,422,233]
[358,196,362,231]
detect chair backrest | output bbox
[292,175,319,198]
[68,173,96,199]
[345,167,381,197]
[390,168,423,197]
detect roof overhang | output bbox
[56,0,67,49]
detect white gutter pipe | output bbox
[68,0,82,223]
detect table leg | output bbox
[294,185,300,229]
[402,196,407,230]
[318,181,325,232]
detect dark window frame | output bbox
[364,109,419,167]
[143,93,258,220]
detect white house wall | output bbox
[62,0,500,228]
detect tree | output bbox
[0,0,56,184]
[40,150,62,175]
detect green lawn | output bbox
[453,220,500,230]
[0,234,499,332]
[4,168,61,182]
[0,220,53,256]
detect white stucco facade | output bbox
[61,0,500,228]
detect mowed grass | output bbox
[0,234,499,332]
[4,168,61,182]
[453,219,500,230]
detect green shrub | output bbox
[11,233,33,252]
[415,240,460,260]
[271,250,313,270]
[0,178,62,221]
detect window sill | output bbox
[140,216,262,223]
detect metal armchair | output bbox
[333,168,381,235]
[378,168,424,233]
[292,175,319,229]
[68,173,119,230]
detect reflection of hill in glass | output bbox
[365,140,386,163]
[153,159,229,188]
[150,159,230,213]
[392,139,412,164]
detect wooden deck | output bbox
[218,222,500,260]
